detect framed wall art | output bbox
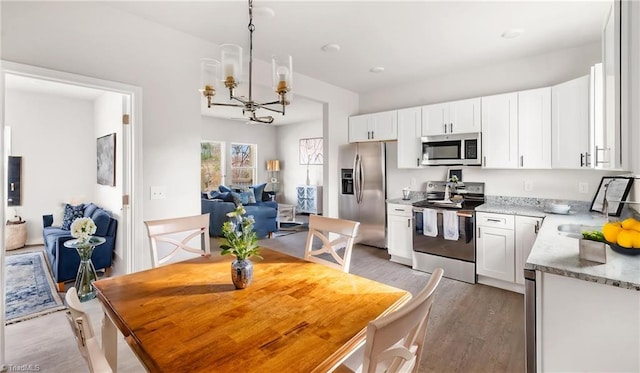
[97,133,116,186]
[299,137,323,165]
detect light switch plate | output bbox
[579,182,589,194]
[150,186,166,200]
[524,181,533,192]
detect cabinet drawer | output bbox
[476,212,514,229]
[387,204,413,217]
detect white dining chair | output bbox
[65,287,112,373]
[145,213,211,268]
[304,215,360,273]
[335,268,444,373]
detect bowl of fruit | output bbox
[600,217,640,255]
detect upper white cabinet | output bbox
[349,111,398,143]
[551,75,590,169]
[397,107,422,169]
[421,98,481,136]
[518,87,552,169]
[481,92,518,168]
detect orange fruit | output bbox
[602,222,623,243]
[620,217,640,230]
[630,231,640,248]
[616,230,634,248]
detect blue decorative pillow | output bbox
[209,191,221,199]
[61,204,85,230]
[218,185,233,193]
[240,191,257,205]
[230,192,242,206]
[91,209,111,237]
[251,183,267,202]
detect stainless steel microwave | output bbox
[421,133,481,166]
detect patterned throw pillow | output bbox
[61,204,85,230]
[230,192,242,206]
[240,190,257,205]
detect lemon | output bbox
[630,231,640,248]
[616,230,634,248]
[620,217,640,230]
[602,222,623,243]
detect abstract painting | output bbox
[299,137,323,165]
[97,133,116,186]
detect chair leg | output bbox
[104,267,112,277]
[57,282,65,292]
[268,232,274,239]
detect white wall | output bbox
[362,42,628,202]
[93,92,124,268]
[201,116,278,189]
[1,1,357,269]
[5,90,95,244]
[276,120,323,206]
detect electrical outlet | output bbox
[579,182,589,194]
[150,186,166,200]
[410,177,417,186]
[524,181,533,192]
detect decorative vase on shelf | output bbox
[306,166,311,185]
[231,259,253,289]
[63,235,106,302]
[220,205,262,290]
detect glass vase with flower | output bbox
[63,217,106,301]
[220,205,262,289]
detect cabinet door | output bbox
[296,187,306,212]
[371,111,398,141]
[421,103,448,136]
[551,75,590,168]
[397,107,422,169]
[348,115,372,143]
[387,214,413,260]
[481,92,519,168]
[449,98,481,134]
[515,216,542,285]
[476,225,515,282]
[518,87,551,169]
[306,186,317,214]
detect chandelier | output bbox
[200,0,292,124]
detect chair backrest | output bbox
[65,287,113,373]
[362,268,444,373]
[145,213,211,268]
[304,215,360,272]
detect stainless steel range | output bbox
[412,181,485,283]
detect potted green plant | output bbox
[220,205,262,289]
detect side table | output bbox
[5,220,27,251]
[64,236,106,301]
[277,204,296,229]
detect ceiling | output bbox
[107,0,612,94]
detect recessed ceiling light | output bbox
[321,43,341,52]
[369,67,385,73]
[254,6,275,17]
[502,29,524,39]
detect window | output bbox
[201,141,225,192]
[230,143,256,188]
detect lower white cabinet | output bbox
[386,203,413,266]
[476,212,542,293]
[296,185,322,214]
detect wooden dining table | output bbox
[93,248,411,373]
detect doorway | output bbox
[0,61,143,367]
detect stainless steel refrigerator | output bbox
[338,142,386,248]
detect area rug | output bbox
[273,222,309,237]
[5,251,66,325]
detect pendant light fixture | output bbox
[200,0,292,124]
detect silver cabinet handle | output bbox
[534,221,540,234]
[417,158,420,167]
[520,155,524,167]
[450,123,453,133]
[478,227,481,238]
[407,218,411,228]
[580,153,585,167]
[443,123,447,134]
[487,218,502,223]
[395,208,405,211]
[483,156,486,167]
[585,152,591,167]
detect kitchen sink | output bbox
[557,224,601,239]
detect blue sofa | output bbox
[42,203,117,291]
[201,184,278,238]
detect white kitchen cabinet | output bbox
[551,75,590,168]
[476,212,515,283]
[296,185,322,214]
[386,203,413,266]
[518,87,551,169]
[421,98,480,136]
[348,111,398,143]
[481,93,519,168]
[514,216,542,285]
[396,107,422,169]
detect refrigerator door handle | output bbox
[353,154,361,204]
[356,154,364,204]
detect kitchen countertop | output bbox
[475,203,546,218]
[525,212,640,291]
[386,198,424,206]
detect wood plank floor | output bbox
[5,229,524,372]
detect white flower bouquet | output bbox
[70,217,97,244]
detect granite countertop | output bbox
[525,213,640,291]
[475,203,546,218]
[386,197,424,206]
